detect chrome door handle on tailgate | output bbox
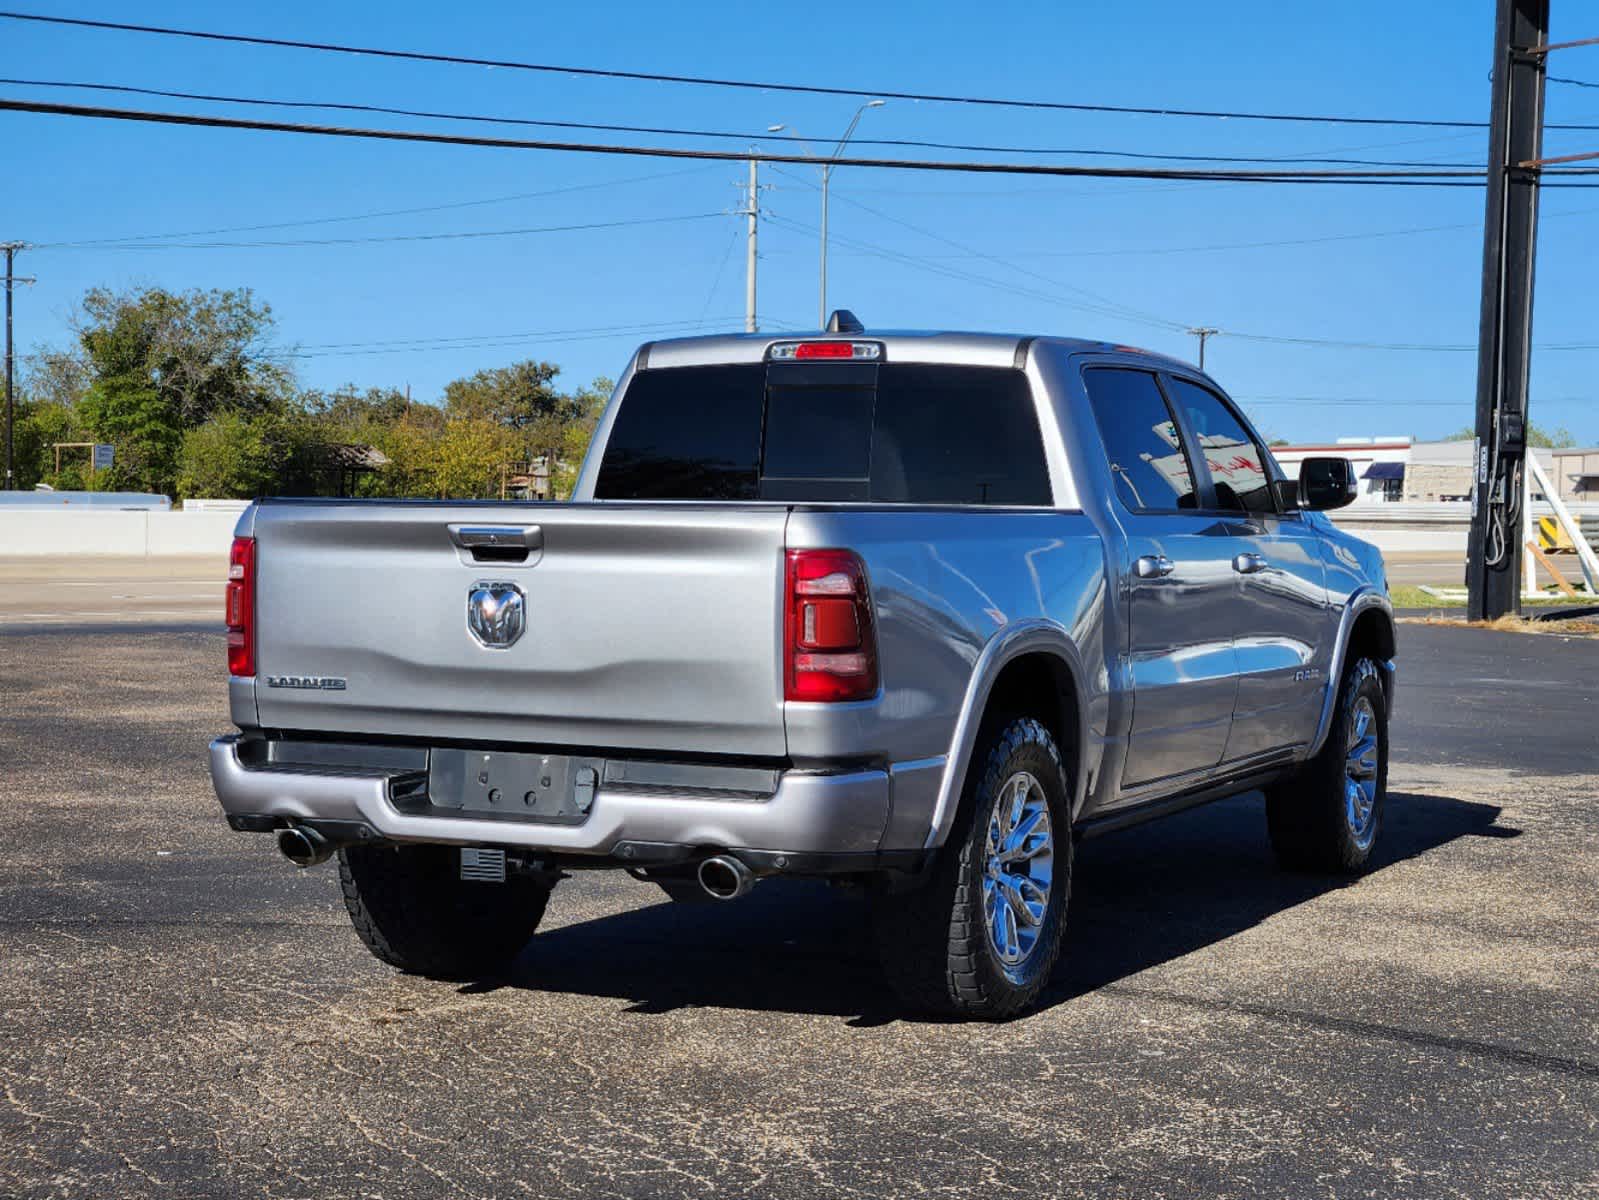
[448,524,543,565]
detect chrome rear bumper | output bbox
[208,736,892,857]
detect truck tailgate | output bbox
[247,502,788,758]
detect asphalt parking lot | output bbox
[1,608,1596,1198]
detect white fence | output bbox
[0,509,239,557]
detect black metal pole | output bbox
[1466,0,1548,621]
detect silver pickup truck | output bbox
[210,319,1395,1019]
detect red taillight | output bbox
[768,341,883,362]
[226,535,256,677]
[785,549,878,703]
[793,342,854,359]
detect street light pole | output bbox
[819,101,884,329]
[769,103,884,330]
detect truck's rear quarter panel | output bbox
[786,507,1110,846]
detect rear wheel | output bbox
[338,844,554,979]
[872,717,1072,1020]
[1265,656,1389,873]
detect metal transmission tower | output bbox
[3,242,36,491]
[1466,0,1550,620]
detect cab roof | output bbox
[637,330,1200,374]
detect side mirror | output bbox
[1296,457,1359,511]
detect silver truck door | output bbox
[1081,367,1241,791]
[1162,375,1330,762]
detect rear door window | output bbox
[1164,378,1277,516]
[1082,368,1197,511]
[595,360,1052,505]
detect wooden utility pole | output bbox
[1187,327,1219,370]
[3,242,33,490]
[1466,0,1549,620]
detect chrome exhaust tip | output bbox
[276,824,334,868]
[697,854,755,901]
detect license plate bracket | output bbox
[427,749,600,824]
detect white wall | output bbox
[0,510,238,557]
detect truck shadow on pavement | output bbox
[497,790,1514,1023]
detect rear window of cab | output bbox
[594,362,1052,506]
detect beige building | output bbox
[1275,438,1595,504]
[1402,443,1598,504]
[1551,447,1599,502]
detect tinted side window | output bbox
[871,366,1051,505]
[1165,378,1275,515]
[594,365,764,500]
[1082,368,1196,511]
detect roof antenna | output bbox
[826,309,864,334]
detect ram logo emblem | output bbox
[467,581,526,650]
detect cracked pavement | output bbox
[1,621,1595,1198]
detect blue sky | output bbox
[2,0,1596,444]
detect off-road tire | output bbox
[338,843,554,979]
[1265,656,1389,874]
[871,717,1073,1020]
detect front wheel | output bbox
[872,717,1072,1020]
[338,844,554,979]
[1265,656,1389,873]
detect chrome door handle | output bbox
[449,524,543,550]
[1134,554,1175,579]
[448,524,544,565]
[1233,552,1268,574]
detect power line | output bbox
[766,211,1599,355]
[0,77,1494,168]
[811,202,1599,259]
[32,212,724,251]
[769,165,1186,330]
[32,165,713,246]
[765,212,1181,331]
[4,98,1546,186]
[1550,75,1599,89]
[7,8,1599,132]
[1225,333,1599,352]
[283,318,756,359]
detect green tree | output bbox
[443,361,564,429]
[302,385,414,441]
[22,350,92,410]
[10,398,81,490]
[72,286,289,494]
[443,360,596,483]
[551,376,613,498]
[175,410,307,499]
[432,418,521,499]
[1444,422,1576,449]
